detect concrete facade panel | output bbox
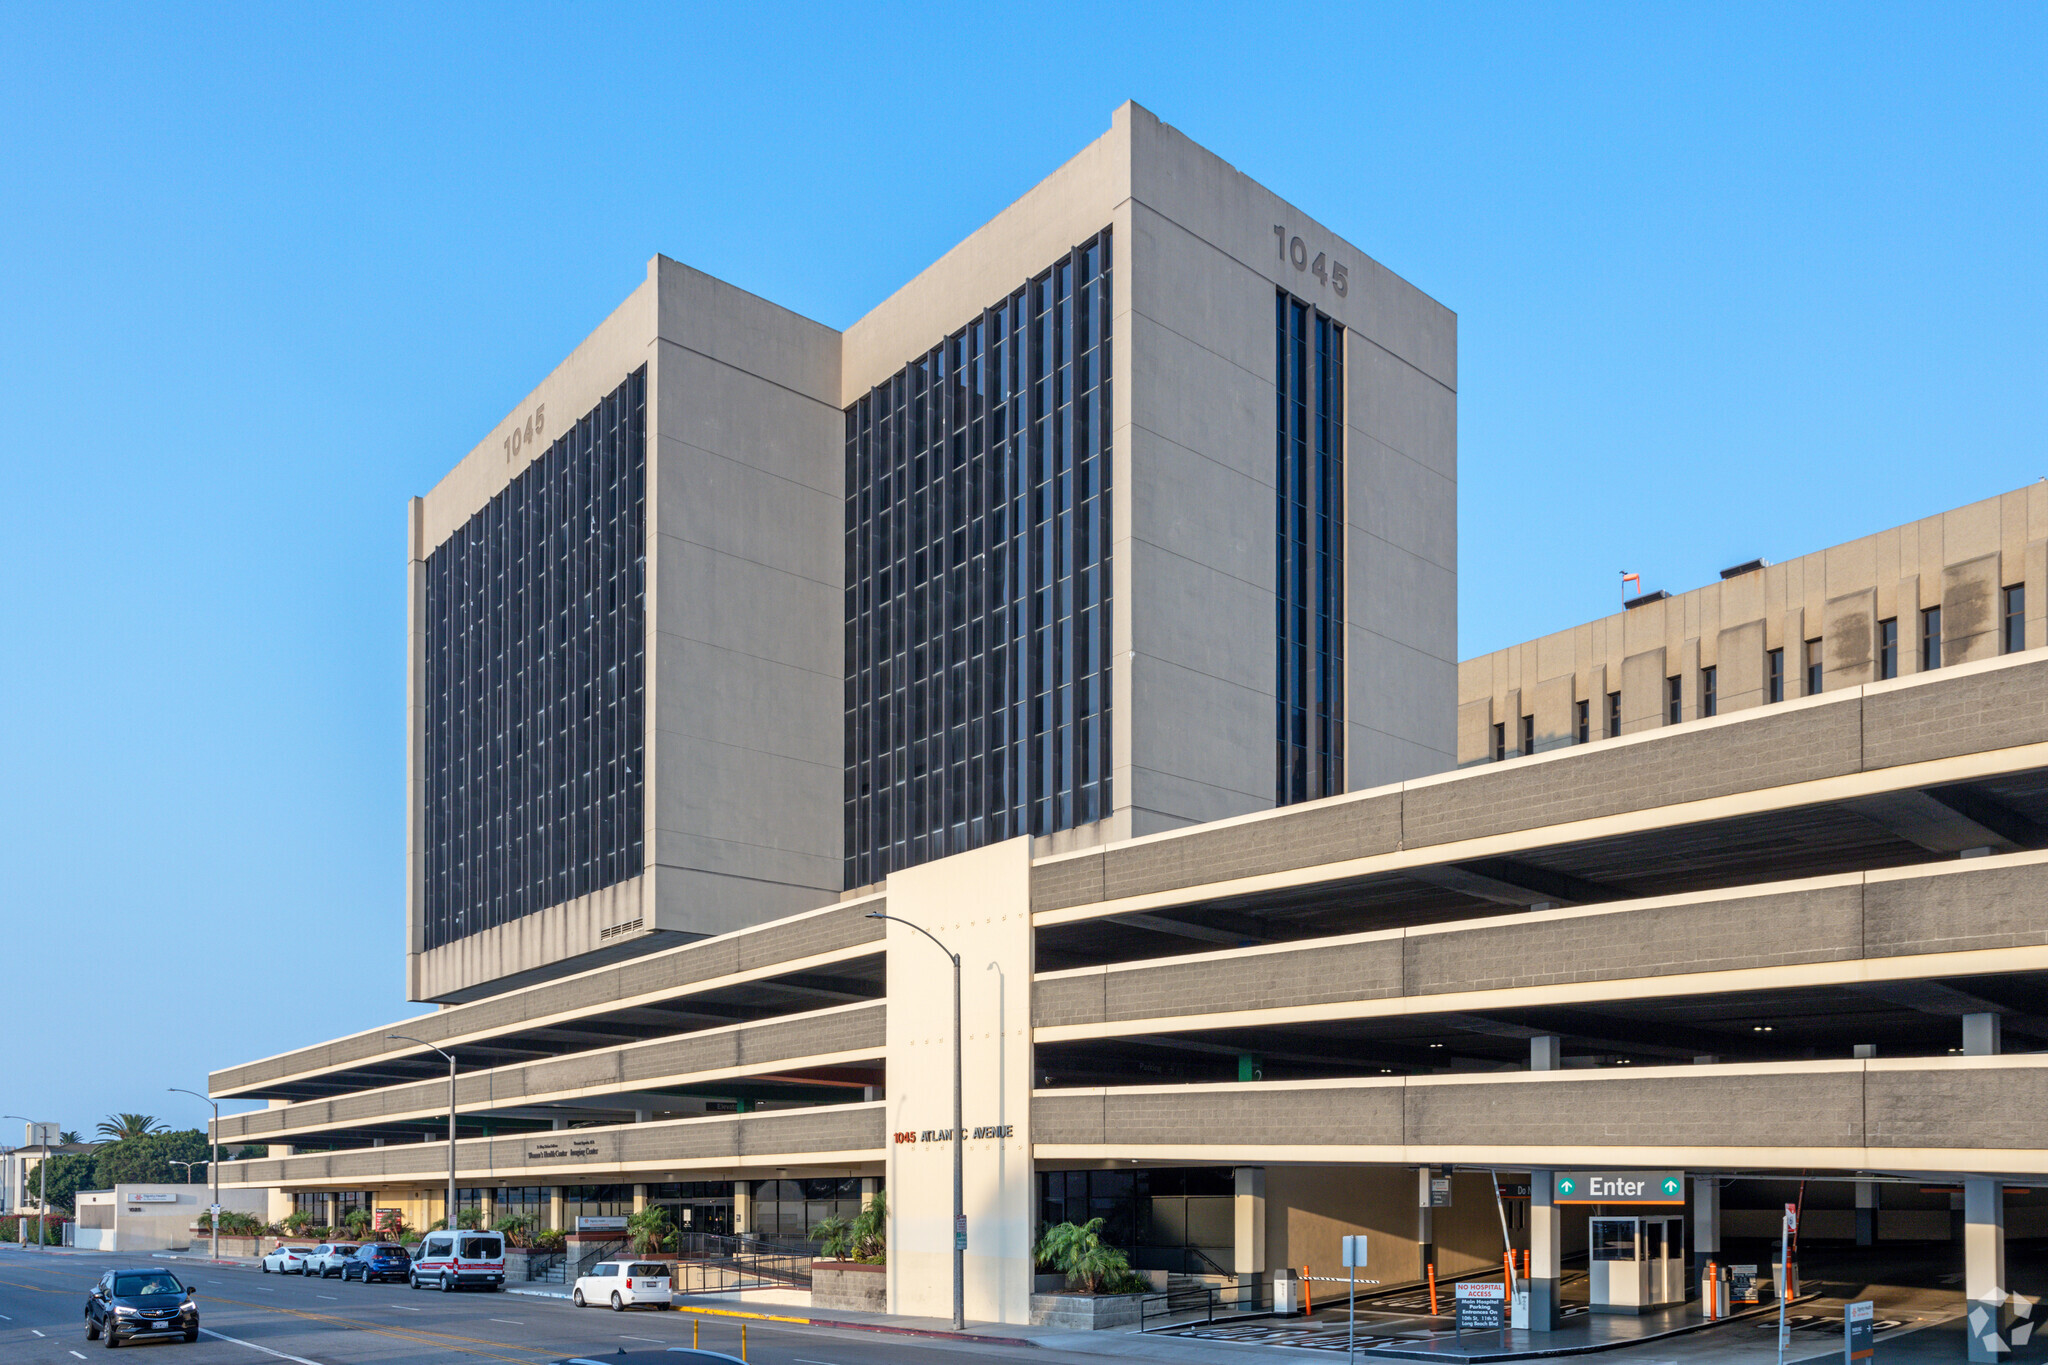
[1864,861,2048,957]
[1862,656,2048,770]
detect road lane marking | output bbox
[31,1328,44,1336]
[198,1295,554,1362]
[621,1335,664,1342]
[70,1352,88,1360]
[490,1318,524,1324]
[198,1327,330,1364]
[796,1359,845,1364]
[316,1294,336,1299]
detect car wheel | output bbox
[408,1273,419,1291]
[261,1262,270,1274]
[610,1291,623,1312]
[441,1272,454,1292]
[102,1320,119,1349]
[572,1288,585,1308]
[85,1316,99,1341]
[184,1329,198,1343]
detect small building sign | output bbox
[128,1193,178,1204]
[576,1216,627,1232]
[1554,1171,1684,1204]
[1456,1281,1506,1332]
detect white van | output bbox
[572,1260,671,1310]
[410,1230,506,1291]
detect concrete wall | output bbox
[1031,650,2048,915]
[1033,852,2048,1034]
[1118,107,1457,837]
[1460,483,2048,765]
[1263,1167,1506,1285]
[880,838,1035,1323]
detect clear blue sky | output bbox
[2,3,2041,1132]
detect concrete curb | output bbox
[666,1300,1036,1346]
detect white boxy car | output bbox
[261,1245,318,1274]
[571,1260,671,1310]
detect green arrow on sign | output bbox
[1663,1177,1682,1196]
[1558,1177,1576,1196]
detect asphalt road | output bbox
[0,1249,1059,1365]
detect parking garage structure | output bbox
[211,647,2048,1350]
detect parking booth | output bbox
[1589,1216,1685,1313]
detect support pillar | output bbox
[733,1181,753,1236]
[1856,1181,1877,1247]
[547,1188,565,1235]
[860,1177,880,1212]
[1965,1014,2003,1056]
[1965,1177,2008,1362]
[1416,1168,1436,1282]
[1233,1167,1267,1287]
[1693,1177,1720,1300]
[1530,1036,1561,1071]
[632,1184,647,1214]
[1529,1169,1562,1331]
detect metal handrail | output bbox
[1138,1277,1271,1331]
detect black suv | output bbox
[343,1242,413,1283]
[84,1268,198,1346]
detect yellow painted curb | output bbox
[667,1303,812,1325]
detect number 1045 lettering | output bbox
[1274,226,1348,297]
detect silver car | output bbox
[261,1245,318,1274]
[305,1243,361,1279]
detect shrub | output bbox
[530,1227,567,1253]
[1033,1218,1142,1295]
[626,1204,673,1256]
[492,1214,536,1249]
[809,1214,853,1260]
[281,1211,318,1236]
[0,1215,69,1245]
[849,1189,886,1263]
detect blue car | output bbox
[341,1242,413,1284]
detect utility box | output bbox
[1272,1268,1301,1314]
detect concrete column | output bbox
[1530,1036,1561,1071]
[1693,1178,1720,1299]
[1856,1181,1877,1246]
[551,1118,569,1130]
[1416,1168,1435,1280]
[1233,1167,1267,1285]
[860,1177,880,1211]
[632,1185,647,1214]
[1965,1014,2003,1056]
[733,1181,753,1236]
[1529,1170,1562,1331]
[1965,1177,2007,1362]
[547,1188,565,1234]
[479,1189,495,1227]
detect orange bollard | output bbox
[1523,1249,1531,1279]
[1706,1260,1718,1318]
[693,1319,700,1349]
[741,1323,748,1361]
[1428,1261,1439,1316]
[1304,1266,1312,1315]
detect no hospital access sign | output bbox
[1555,1171,1685,1204]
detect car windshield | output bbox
[331,1244,358,1253]
[113,1274,181,1296]
[458,1236,499,1258]
[630,1264,665,1276]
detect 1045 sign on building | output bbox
[1274,225,1348,297]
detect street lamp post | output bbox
[388,1037,457,1238]
[170,1160,198,1185]
[865,911,964,1332]
[167,1090,220,1261]
[4,1116,52,1249]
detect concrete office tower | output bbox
[404,102,1456,1002]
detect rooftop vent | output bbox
[1719,558,1768,579]
[1623,589,1670,609]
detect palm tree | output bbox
[625,1204,673,1256]
[57,1130,82,1145]
[95,1114,168,1141]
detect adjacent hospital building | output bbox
[212,103,2048,1353]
